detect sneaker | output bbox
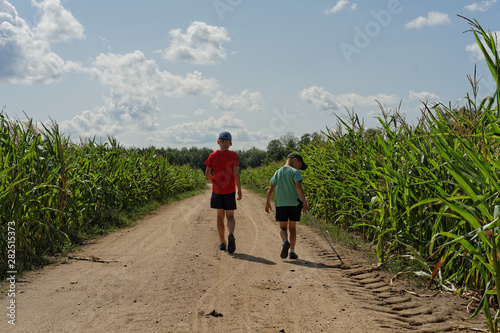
[281,240,290,259]
[219,243,226,251]
[289,252,298,260]
[228,234,236,254]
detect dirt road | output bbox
[2,188,487,332]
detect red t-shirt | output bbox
[204,150,239,194]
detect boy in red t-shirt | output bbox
[204,131,242,253]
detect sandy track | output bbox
[2,188,487,332]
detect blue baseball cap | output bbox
[218,131,232,140]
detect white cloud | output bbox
[61,50,223,138]
[298,86,341,110]
[466,43,483,61]
[60,110,114,139]
[408,90,440,101]
[158,21,230,65]
[0,0,70,84]
[61,49,264,144]
[179,70,220,96]
[211,89,264,111]
[465,0,497,12]
[86,51,219,98]
[404,11,451,29]
[337,93,400,108]
[151,114,271,146]
[0,4,263,146]
[325,0,357,14]
[298,86,400,111]
[32,0,85,43]
[465,32,500,61]
[60,94,160,139]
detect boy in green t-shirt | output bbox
[265,153,308,259]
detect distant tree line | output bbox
[139,131,325,171]
[265,132,324,162]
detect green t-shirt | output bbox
[269,166,303,207]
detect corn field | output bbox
[0,114,205,279]
[242,17,500,331]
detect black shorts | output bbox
[275,206,301,222]
[210,192,237,210]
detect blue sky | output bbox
[1,0,499,150]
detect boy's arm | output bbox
[296,181,308,211]
[233,166,242,200]
[265,185,276,213]
[205,166,213,181]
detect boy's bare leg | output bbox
[217,209,226,244]
[226,210,236,235]
[279,221,288,241]
[279,221,291,258]
[288,221,297,249]
[226,210,236,253]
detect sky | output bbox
[1,0,499,150]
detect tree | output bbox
[266,139,287,162]
[238,147,266,169]
[299,133,312,148]
[281,133,299,153]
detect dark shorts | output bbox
[275,206,301,222]
[211,192,237,210]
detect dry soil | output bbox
[1,188,489,332]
